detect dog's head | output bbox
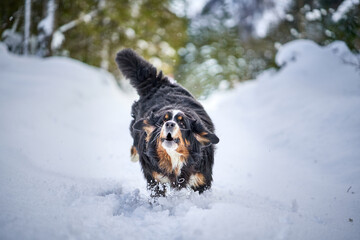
[133,108,219,163]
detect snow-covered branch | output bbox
[24,0,31,55]
[332,0,360,22]
[51,9,99,50]
[37,0,57,56]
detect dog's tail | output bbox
[115,49,166,97]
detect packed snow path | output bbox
[0,41,359,239]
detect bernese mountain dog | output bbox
[115,49,219,197]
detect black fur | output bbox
[116,49,219,196]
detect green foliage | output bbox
[177,0,360,98]
[176,28,248,97]
[1,0,359,98]
[175,2,274,98]
[58,0,188,80]
[265,0,360,51]
[0,0,187,82]
[327,8,360,51]
[0,1,28,30]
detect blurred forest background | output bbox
[1,0,359,98]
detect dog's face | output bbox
[159,110,186,151]
[133,108,219,159]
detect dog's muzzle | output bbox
[161,121,180,149]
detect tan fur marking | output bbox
[130,146,139,162]
[157,126,189,175]
[131,146,137,155]
[157,139,173,174]
[188,173,206,188]
[143,120,155,142]
[152,172,170,183]
[174,130,189,158]
[171,127,189,176]
[194,133,210,144]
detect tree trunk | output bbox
[37,0,57,57]
[24,0,31,55]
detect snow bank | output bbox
[0,40,359,239]
[206,39,360,239]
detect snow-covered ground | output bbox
[0,40,359,239]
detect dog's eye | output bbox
[164,114,169,120]
[177,116,186,128]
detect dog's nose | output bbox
[165,121,176,129]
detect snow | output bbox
[38,0,56,36]
[24,0,31,55]
[1,30,23,54]
[1,40,360,239]
[51,31,65,50]
[254,0,292,38]
[332,0,360,22]
[305,9,322,21]
[169,0,208,18]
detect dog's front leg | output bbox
[147,180,167,198]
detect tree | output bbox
[0,0,188,84]
[24,0,31,55]
[175,0,277,97]
[37,0,57,57]
[175,0,359,98]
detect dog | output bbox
[115,49,219,197]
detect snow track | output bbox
[0,41,359,239]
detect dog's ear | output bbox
[191,120,219,147]
[133,119,146,131]
[133,118,155,135]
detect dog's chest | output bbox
[157,146,186,176]
[165,148,185,174]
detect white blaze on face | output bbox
[161,109,183,150]
[161,109,186,175]
[171,110,182,121]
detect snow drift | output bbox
[0,40,359,239]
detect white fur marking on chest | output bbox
[165,148,184,175]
